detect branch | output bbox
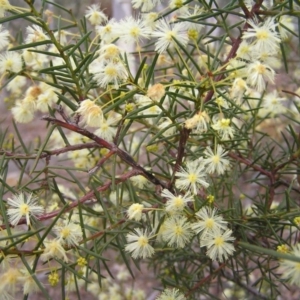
[228,152,273,179]
[186,263,226,298]
[41,116,167,188]
[228,151,276,207]
[224,271,268,300]
[170,127,190,189]
[0,142,101,159]
[38,169,140,221]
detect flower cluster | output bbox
[193,207,235,262]
[175,145,230,195]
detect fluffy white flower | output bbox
[94,113,121,142]
[280,243,300,287]
[184,110,210,133]
[11,101,35,123]
[53,29,70,46]
[147,83,166,101]
[6,76,26,94]
[203,145,231,175]
[0,0,12,17]
[161,189,193,213]
[236,40,253,61]
[211,117,235,140]
[151,19,188,53]
[162,216,193,248]
[76,99,103,127]
[7,193,44,226]
[0,267,21,298]
[116,16,152,44]
[36,85,59,112]
[259,90,286,118]
[230,78,249,102]
[175,159,209,195]
[201,229,235,262]
[132,0,160,12]
[279,15,296,41]
[178,5,204,33]
[125,228,155,259]
[40,238,68,262]
[0,51,23,73]
[25,25,49,48]
[0,24,9,51]
[226,58,247,79]
[242,17,281,54]
[96,44,121,61]
[130,175,149,189]
[142,12,159,30]
[96,19,119,44]
[127,203,144,221]
[246,60,275,92]
[169,0,184,9]
[156,288,186,300]
[54,220,83,247]
[192,206,228,238]
[85,4,108,26]
[90,60,128,89]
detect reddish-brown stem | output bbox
[186,263,226,298]
[282,89,300,99]
[204,0,264,103]
[228,151,276,207]
[41,116,167,188]
[0,142,101,159]
[273,151,300,173]
[239,0,251,18]
[88,149,116,174]
[39,169,142,222]
[228,152,273,179]
[170,1,265,192]
[85,218,126,242]
[0,169,142,230]
[171,128,191,188]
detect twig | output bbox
[185,263,226,298]
[88,149,116,174]
[282,89,300,99]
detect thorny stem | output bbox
[171,1,264,192]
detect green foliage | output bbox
[0,0,300,299]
